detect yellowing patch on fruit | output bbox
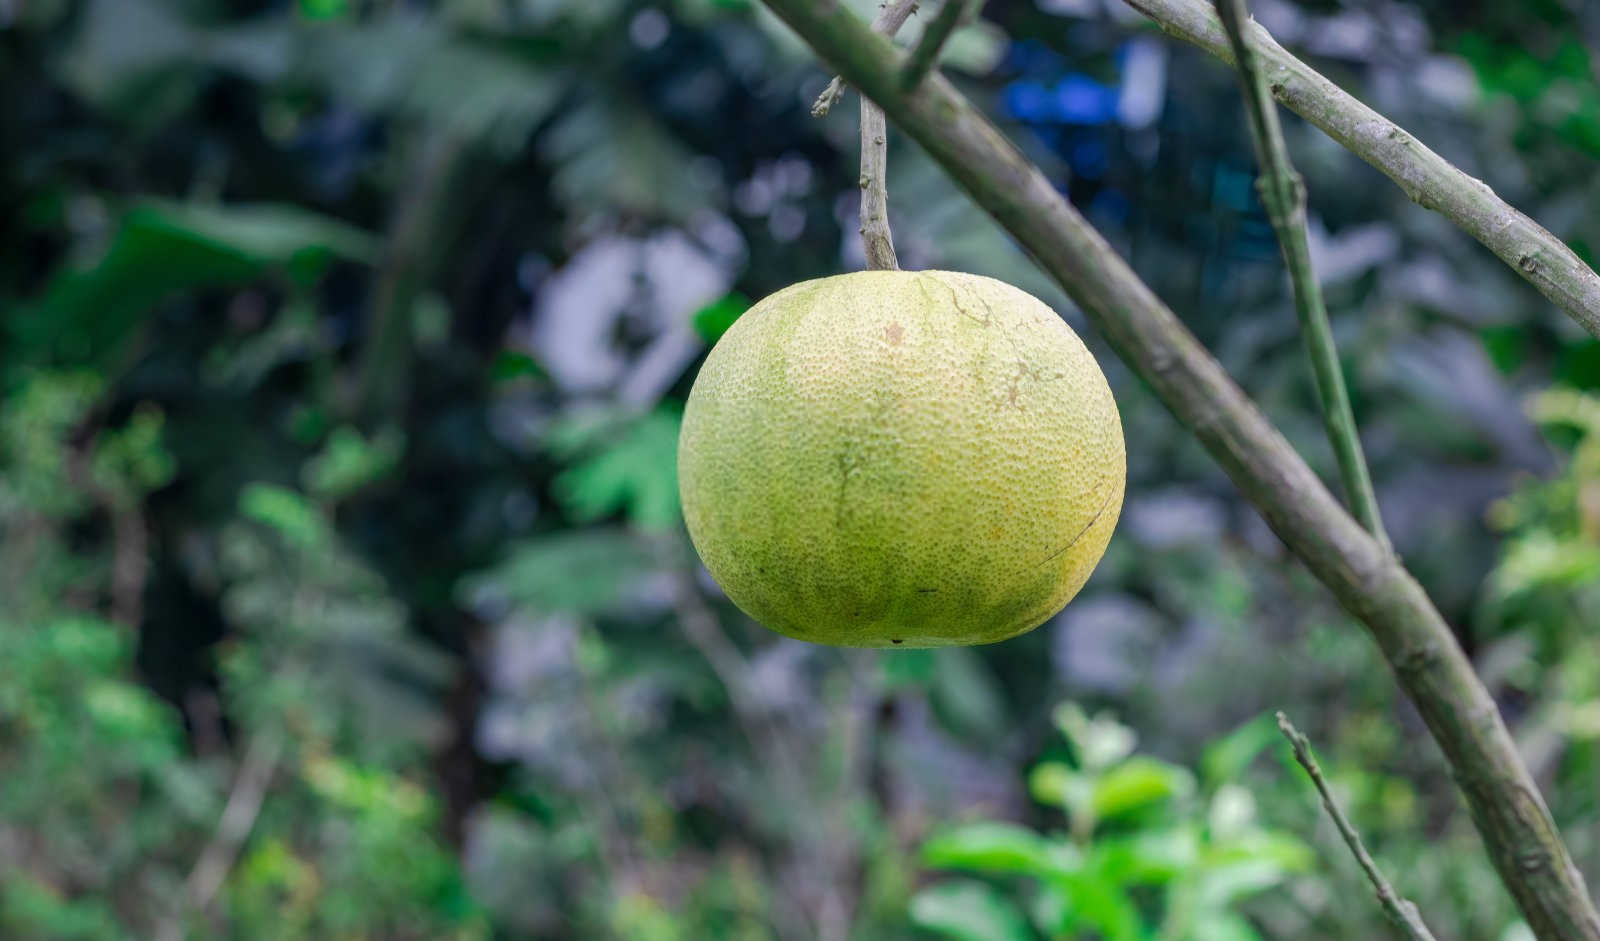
[678,270,1124,647]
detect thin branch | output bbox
[899,0,972,91]
[1214,0,1388,549]
[812,1,920,118]
[751,3,1600,937]
[159,734,282,941]
[1276,713,1439,941]
[1120,0,1600,341]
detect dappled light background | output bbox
[3,0,1600,938]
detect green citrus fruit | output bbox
[678,269,1124,647]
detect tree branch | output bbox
[1277,713,1439,941]
[160,734,282,941]
[1120,0,1600,341]
[899,0,972,91]
[811,0,920,118]
[1214,0,1388,549]
[753,2,1600,936]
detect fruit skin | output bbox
[678,269,1124,648]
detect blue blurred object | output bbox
[1003,79,1056,122]
[1054,73,1120,125]
[1003,74,1120,125]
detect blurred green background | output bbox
[3,0,1600,938]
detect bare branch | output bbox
[811,0,920,117]
[160,735,283,941]
[1277,713,1439,941]
[1214,0,1388,548]
[1121,0,1600,340]
[751,2,1600,936]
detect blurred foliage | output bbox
[3,0,1600,938]
[914,706,1311,941]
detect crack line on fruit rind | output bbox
[928,274,1038,410]
[1033,479,1116,570]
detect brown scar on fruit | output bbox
[885,322,904,345]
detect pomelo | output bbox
[678,269,1124,647]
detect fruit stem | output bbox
[857,1,919,270]
[859,97,899,270]
[1214,0,1390,552]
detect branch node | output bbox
[810,1,919,118]
[812,77,848,117]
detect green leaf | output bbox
[1189,913,1263,941]
[220,15,565,150]
[41,617,129,674]
[1200,712,1281,788]
[1090,826,1200,885]
[1027,761,1089,813]
[549,407,683,530]
[1039,873,1145,941]
[456,530,655,616]
[297,0,349,19]
[1203,830,1314,873]
[302,426,405,499]
[539,96,719,221]
[1,876,124,941]
[89,403,177,499]
[1053,702,1136,770]
[1090,756,1195,821]
[239,482,330,551]
[909,880,1035,941]
[1192,860,1293,908]
[16,200,374,366]
[489,349,548,382]
[922,822,1078,877]
[63,0,566,150]
[83,679,178,744]
[690,292,751,343]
